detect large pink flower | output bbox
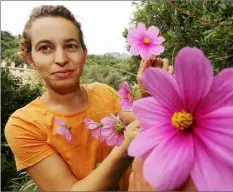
[127,22,165,60]
[118,81,134,111]
[84,118,105,142]
[128,47,233,191]
[101,113,125,147]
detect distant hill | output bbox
[104,52,130,60]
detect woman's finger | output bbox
[168,65,174,75]
[137,55,157,80]
[162,58,169,71]
[152,57,163,68]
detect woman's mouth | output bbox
[53,70,74,78]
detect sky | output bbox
[1,1,135,54]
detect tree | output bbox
[123,0,233,73]
[1,31,24,66]
[81,55,133,90]
[1,67,43,191]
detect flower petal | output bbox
[129,45,142,56]
[153,36,165,44]
[137,22,147,33]
[65,131,72,142]
[84,118,98,129]
[128,126,177,158]
[56,125,67,134]
[194,125,233,166]
[175,47,214,113]
[101,125,115,136]
[150,45,165,55]
[143,132,194,190]
[196,106,233,133]
[148,25,159,36]
[91,128,101,138]
[54,117,66,126]
[120,99,132,111]
[196,68,233,115]
[101,116,115,126]
[140,46,152,61]
[106,132,118,146]
[118,90,127,98]
[133,97,172,129]
[115,135,124,147]
[195,106,233,166]
[191,137,233,191]
[142,67,183,112]
[110,113,121,123]
[127,28,140,46]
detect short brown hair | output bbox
[20,5,86,56]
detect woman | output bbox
[5,4,172,191]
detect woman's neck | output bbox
[40,85,88,114]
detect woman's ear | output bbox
[83,48,88,64]
[23,52,37,69]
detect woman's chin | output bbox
[47,78,80,93]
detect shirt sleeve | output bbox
[5,115,55,171]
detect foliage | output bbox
[8,172,38,192]
[1,68,43,139]
[1,67,43,191]
[1,31,24,66]
[81,55,134,90]
[124,0,233,73]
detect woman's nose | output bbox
[54,48,69,66]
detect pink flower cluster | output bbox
[84,113,125,147]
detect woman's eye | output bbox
[38,45,52,53]
[66,44,79,51]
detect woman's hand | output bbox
[137,55,174,98]
[128,158,197,191]
[123,120,141,147]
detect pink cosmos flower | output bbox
[127,22,165,61]
[118,81,134,111]
[55,118,72,142]
[128,47,233,191]
[84,118,105,142]
[101,113,125,146]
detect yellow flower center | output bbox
[127,92,132,100]
[172,110,193,131]
[144,37,150,45]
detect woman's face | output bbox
[29,16,87,93]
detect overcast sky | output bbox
[1,1,135,54]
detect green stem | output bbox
[107,66,137,77]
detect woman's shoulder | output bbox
[83,82,118,97]
[5,97,53,133]
[82,82,112,90]
[11,98,51,118]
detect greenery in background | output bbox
[81,55,135,90]
[8,172,38,192]
[1,31,24,66]
[1,67,43,191]
[123,0,233,73]
[1,0,233,191]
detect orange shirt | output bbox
[5,82,130,190]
